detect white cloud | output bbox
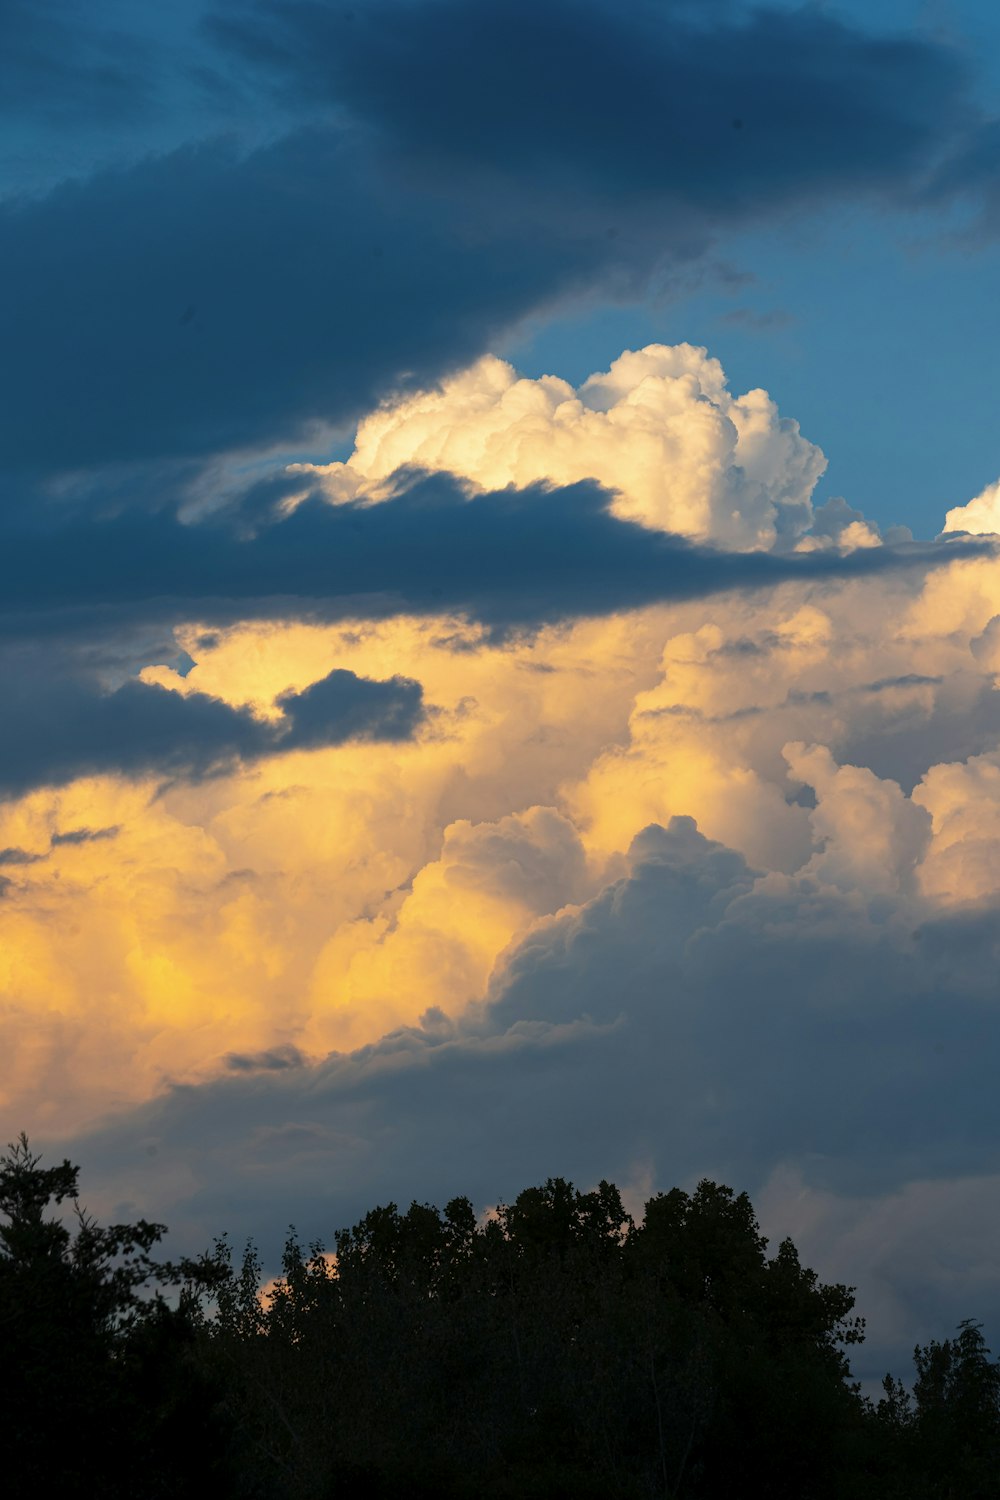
[944,478,1000,536]
[295,344,828,549]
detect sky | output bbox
[4,0,1000,1394]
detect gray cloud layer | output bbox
[68,815,1000,1389]
[2,470,983,801]
[0,0,154,128]
[215,0,973,210]
[2,475,986,640]
[0,128,595,476]
[0,666,423,798]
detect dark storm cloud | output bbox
[0,665,424,798]
[838,670,1000,794]
[224,1044,307,1073]
[66,817,1000,1388]
[51,825,121,846]
[0,474,987,642]
[0,846,45,866]
[70,829,996,1222]
[275,667,425,748]
[1,1,986,483]
[0,0,153,127]
[0,129,597,476]
[212,0,974,211]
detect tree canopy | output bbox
[5,1134,998,1499]
[0,1133,232,1498]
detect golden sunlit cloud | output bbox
[4,349,1000,1141]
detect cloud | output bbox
[2,2,987,485]
[225,1043,306,1073]
[0,0,154,128]
[558,555,1000,873]
[1,469,981,646]
[913,751,1000,905]
[922,116,1000,241]
[943,477,1000,536]
[3,513,1000,1138]
[61,807,1000,1394]
[301,805,593,1054]
[213,0,975,216]
[0,604,679,1135]
[0,127,609,479]
[0,845,46,866]
[51,825,121,847]
[276,668,424,749]
[0,664,424,797]
[782,742,931,896]
[5,4,1000,1398]
[753,1165,1000,1395]
[2,325,1000,1400]
[0,437,996,1127]
[297,345,827,549]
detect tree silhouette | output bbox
[7,1132,997,1499]
[907,1318,1000,1498]
[205,1174,870,1498]
[0,1133,233,1497]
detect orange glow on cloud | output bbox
[4,349,1000,1139]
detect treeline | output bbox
[2,1134,999,1499]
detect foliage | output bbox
[8,1132,999,1500]
[0,1133,235,1498]
[206,1174,871,1498]
[868,1317,1000,1499]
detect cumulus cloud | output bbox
[797,496,889,553]
[0,602,661,1132]
[61,808,1000,1395]
[560,539,1000,872]
[297,345,826,548]
[0,351,996,1084]
[3,470,999,1136]
[3,338,1000,1403]
[783,743,931,896]
[943,477,1000,535]
[301,805,593,1054]
[913,751,1000,905]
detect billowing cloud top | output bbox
[944,478,1000,537]
[297,345,826,548]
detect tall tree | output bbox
[0,1133,232,1497]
